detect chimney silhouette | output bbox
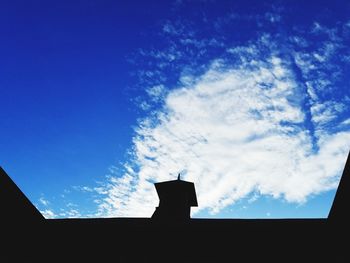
[151,174,198,221]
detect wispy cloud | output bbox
[40,209,56,219]
[311,101,345,126]
[341,118,350,126]
[39,196,50,206]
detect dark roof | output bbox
[328,150,350,221]
[154,179,198,206]
[0,167,44,222]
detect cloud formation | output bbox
[46,8,350,219]
[95,41,350,217]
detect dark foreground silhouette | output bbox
[1,151,349,262]
[152,174,198,220]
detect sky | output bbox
[1,0,350,219]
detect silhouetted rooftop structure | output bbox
[0,167,44,224]
[1,151,349,262]
[152,173,198,221]
[328,150,350,222]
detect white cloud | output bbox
[40,209,56,219]
[146,85,167,102]
[311,22,339,41]
[247,193,259,204]
[310,101,345,125]
[65,209,81,218]
[294,52,316,75]
[39,197,50,206]
[305,82,318,101]
[95,53,350,217]
[162,21,184,36]
[341,118,350,125]
[289,36,309,48]
[265,13,281,23]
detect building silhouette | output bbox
[0,167,44,225]
[152,174,198,221]
[1,151,349,262]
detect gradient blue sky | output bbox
[1,0,350,218]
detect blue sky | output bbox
[1,0,350,219]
